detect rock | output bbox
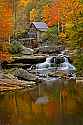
[0,72,4,79]
[76,77,83,80]
[48,71,68,79]
[48,72,58,77]
[11,55,46,64]
[3,73,16,79]
[14,68,37,81]
[6,63,31,69]
[20,80,37,87]
[21,46,34,55]
[34,46,64,54]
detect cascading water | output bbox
[64,57,69,62]
[36,56,53,77]
[46,56,53,63]
[36,55,76,79]
[36,56,53,69]
[59,56,76,73]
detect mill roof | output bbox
[31,22,48,31]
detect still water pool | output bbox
[0,79,83,125]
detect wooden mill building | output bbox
[19,22,48,48]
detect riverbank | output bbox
[76,77,83,83]
[0,69,83,95]
[0,47,77,93]
[0,69,77,94]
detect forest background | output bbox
[0,0,83,76]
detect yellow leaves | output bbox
[42,4,60,26]
[42,5,50,23]
[59,32,66,39]
[57,0,83,20]
[20,0,30,7]
[30,9,37,22]
[65,22,74,29]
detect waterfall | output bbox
[64,57,69,63]
[36,55,76,78]
[60,56,76,72]
[46,56,53,63]
[36,56,52,69]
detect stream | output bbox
[0,54,81,125]
[36,55,76,79]
[0,79,83,125]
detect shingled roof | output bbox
[31,22,48,31]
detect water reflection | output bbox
[0,80,83,125]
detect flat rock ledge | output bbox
[0,78,38,93]
[76,77,83,83]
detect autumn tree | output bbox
[30,8,37,22]
[41,2,60,27]
[42,5,50,23]
[53,0,83,75]
[0,0,13,61]
[0,0,13,40]
[53,0,83,45]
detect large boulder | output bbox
[14,68,37,81]
[11,55,46,64]
[34,46,64,54]
[21,46,34,55]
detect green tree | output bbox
[55,0,83,75]
[47,24,58,45]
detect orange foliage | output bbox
[1,6,12,17]
[42,5,50,23]
[53,0,83,24]
[0,1,13,61]
[0,51,11,62]
[42,3,60,27]
[43,0,82,27]
[30,8,37,22]
[0,3,13,39]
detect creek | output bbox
[36,55,76,79]
[0,54,79,125]
[0,79,83,125]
